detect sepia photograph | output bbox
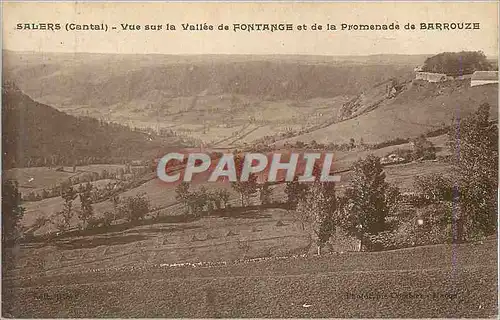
[1,2,499,318]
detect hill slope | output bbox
[1,82,182,169]
[283,80,498,145]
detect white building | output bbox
[415,72,448,83]
[470,71,499,87]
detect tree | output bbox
[231,153,258,207]
[78,183,94,229]
[259,182,272,205]
[175,184,211,216]
[349,138,356,149]
[296,181,337,255]
[448,103,498,241]
[2,180,25,243]
[175,182,191,213]
[188,186,209,216]
[295,141,305,148]
[58,186,77,232]
[122,194,150,223]
[284,177,309,210]
[111,194,120,220]
[231,176,258,207]
[102,211,115,227]
[337,155,398,251]
[208,190,222,211]
[360,137,366,148]
[217,189,230,208]
[310,140,318,149]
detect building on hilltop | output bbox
[470,71,499,87]
[415,72,448,83]
[415,71,481,83]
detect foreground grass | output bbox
[3,238,497,318]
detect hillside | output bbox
[1,82,183,169]
[4,57,415,103]
[282,79,498,145]
[3,52,419,106]
[3,51,421,145]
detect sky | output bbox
[2,2,498,56]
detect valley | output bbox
[2,50,498,318]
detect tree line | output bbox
[421,51,494,76]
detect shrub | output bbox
[295,141,306,148]
[412,135,436,160]
[425,126,449,138]
[86,216,103,230]
[413,174,454,205]
[369,202,455,250]
[103,211,115,227]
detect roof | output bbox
[471,71,498,81]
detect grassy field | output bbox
[337,160,454,191]
[3,237,497,318]
[333,133,451,169]
[5,164,127,196]
[5,167,76,194]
